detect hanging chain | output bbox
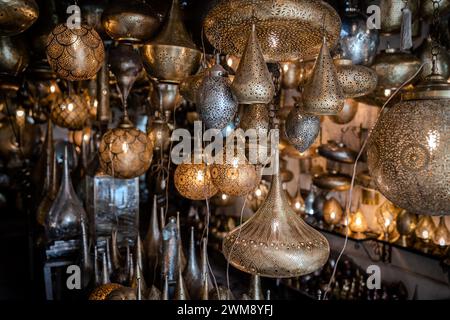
[431,0,441,74]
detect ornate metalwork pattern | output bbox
[89,283,123,300]
[99,126,153,179]
[367,99,450,216]
[174,163,218,200]
[204,0,341,62]
[231,25,275,104]
[335,59,378,98]
[0,0,39,36]
[46,24,105,81]
[240,104,270,133]
[380,0,419,34]
[180,68,207,104]
[285,105,320,153]
[223,168,329,278]
[50,95,89,130]
[303,39,344,115]
[197,65,238,130]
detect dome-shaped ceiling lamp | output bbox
[46,24,104,81]
[0,0,39,36]
[334,58,378,98]
[338,0,379,66]
[196,63,238,130]
[141,0,201,84]
[231,24,275,104]
[203,0,341,62]
[101,0,160,43]
[223,153,329,277]
[303,38,344,115]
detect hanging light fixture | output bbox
[334,58,378,98]
[196,63,238,130]
[323,197,343,227]
[99,116,153,179]
[46,23,105,81]
[380,0,419,35]
[180,66,208,104]
[0,0,39,36]
[432,217,450,247]
[246,179,270,212]
[284,103,320,153]
[417,36,450,80]
[231,24,275,104]
[303,38,344,115]
[51,92,89,131]
[141,0,201,83]
[203,0,341,62]
[174,161,218,200]
[329,99,358,125]
[223,153,329,278]
[147,113,171,153]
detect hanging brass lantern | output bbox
[51,94,89,131]
[180,67,208,104]
[0,0,39,36]
[101,0,160,43]
[210,148,259,197]
[231,25,275,104]
[0,35,29,76]
[432,217,450,247]
[174,161,218,200]
[99,116,153,179]
[46,24,105,81]
[147,114,171,153]
[246,179,270,212]
[239,104,270,133]
[339,0,379,66]
[289,188,305,215]
[196,64,238,130]
[367,73,450,216]
[334,58,378,98]
[380,0,419,35]
[371,47,421,94]
[329,99,358,125]
[203,0,341,62]
[280,61,303,90]
[284,104,320,153]
[141,0,201,83]
[303,38,344,115]
[323,197,343,226]
[222,158,330,278]
[417,36,450,81]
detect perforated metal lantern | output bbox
[141,0,201,83]
[284,104,320,153]
[46,24,105,81]
[329,99,358,124]
[99,117,153,179]
[51,94,89,130]
[334,58,378,98]
[380,0,419,34]
[222,158,329,278]
[174,162,218,200]
[367,74,450,216]
[0,0,39,36]
[303,38,344,115]
[231,25,275,104]
[196,64,238,130]
[204,0,341,62]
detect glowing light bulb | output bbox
[93,99,98,108]
[439,238,445,246]
[294,202,301,210]
[122,142,129,153]
[83,134,90,142]
[355,216,362,226]
[50,85,56,93]
[282,64,289,72]
[422,230,429,239]
[384,218,391,228]
[16,109,25,118]
[255,189,262,197]
[67,103,74,111]
[227,57,233,67]
[384,88,392,97]
[196,170,204,182]
[330,211,336,220]
[221,194,228,200]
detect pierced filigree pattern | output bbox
[46,24,104,81]
[99,127,153,179]
[174,163,218,200]
[335,59,378,98]
[89,284,123,300]
[285,106,320,153]
[50,95,89,130]
[204,0,341,62]
[367,99,450,216]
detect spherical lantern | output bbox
[329,99,358,125]
[147,116,171,153]
[46,23,105,81]
[210,150,259,197]
[0,0,39,36]
[334,58,378,98]
[51,94,89,130]
[367,74,450,216]
[174,162,218,200]
[99,117,153,179]
[323,197,343,226]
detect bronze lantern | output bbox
[0,0,39,36]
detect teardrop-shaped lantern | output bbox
[196,64,238,130]
[45,146,87,242]
[303,38,344,115]
[432,217,450,247]
[101,0,160,43]
[367,73,450,216]
[99,116,153,179]
[285,104,320,153]
[174,161,218,200]
[46,24,105,81]
[51,93,89,130]
[109,43,143,106]
[141,0,201,83]
[334,58,378,98]
[0,0,39,36]
[323,197,343,226]
[231,25,275,104]
[222,156,330,278]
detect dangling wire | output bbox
[322,63,426,300]
[431,0,441,74]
